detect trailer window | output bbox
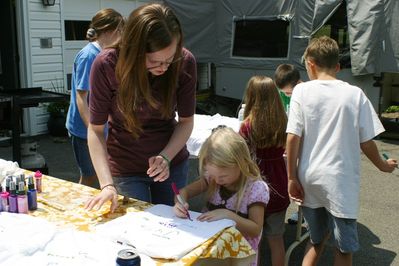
[64,20,90,41]
[313,2,350,68]
[232,19,289,58]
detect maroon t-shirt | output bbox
[89,48,197,176]
[239,120,290,213]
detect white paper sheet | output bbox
[95,204,235,260]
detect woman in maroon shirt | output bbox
[85,3,197,212]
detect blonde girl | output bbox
[174,127,269,266]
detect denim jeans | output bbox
[70,134,95,177]
[113,158,189,205]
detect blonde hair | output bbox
[243,75,287,148]
[115,3,183,138]
[304,36,339,69]
[198,127,262,212]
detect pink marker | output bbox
[171,182,192,221]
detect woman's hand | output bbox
[84,186,118,212]
[197,209,232,222]
[147,155,170,182]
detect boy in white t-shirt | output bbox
[286,36,397,266]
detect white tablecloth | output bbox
[187,114,240,156]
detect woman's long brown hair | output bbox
[243,76,287,148]
[115,3,183,138]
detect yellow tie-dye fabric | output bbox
[27,172,255,265]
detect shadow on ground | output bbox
[258,222,397,266]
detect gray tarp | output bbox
[164,0,399,75]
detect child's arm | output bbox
[286,133,304,202]
[173,178,208,218]
[197,203,264,238]
[360,139,397,172]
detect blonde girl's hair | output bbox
[115,3,183,138]
[198,127,262,213]
[86,8,124,42]
[243,76,287,148]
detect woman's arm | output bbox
[147,115,194,181]
[85,123,118,212]
[163,115,194,159]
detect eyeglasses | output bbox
[147,56,183,70]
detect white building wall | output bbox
[23,0,150,136]
[25,0,64,135]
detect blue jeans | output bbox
[70,134,95,178]
[302,206,359,253]
[113,158,189,205]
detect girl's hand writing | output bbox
[147,155,170,182]
[84,186,118,212]
[173,201,190,218]
[197,209,231,222]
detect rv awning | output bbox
[164,0,399,75]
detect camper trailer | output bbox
[166,0,399,118]
[0,0,398,138]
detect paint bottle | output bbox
[0,188,10,212]
[8,181,18,213]
[17,181,28,214]
[5,176,12,192]
[34,170,43,193]
[238,103,246,122]
[15,175,21,188]
[20,173,26,186]
[27,175,37,211]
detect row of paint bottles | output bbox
[0,173,38,213]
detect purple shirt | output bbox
[89,48,197,176]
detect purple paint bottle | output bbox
[27,175,37,211]
[8,181,18,213]
[17,181,28,214]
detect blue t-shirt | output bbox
[66,42,100,138]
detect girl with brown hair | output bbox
[85,3,197,212]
